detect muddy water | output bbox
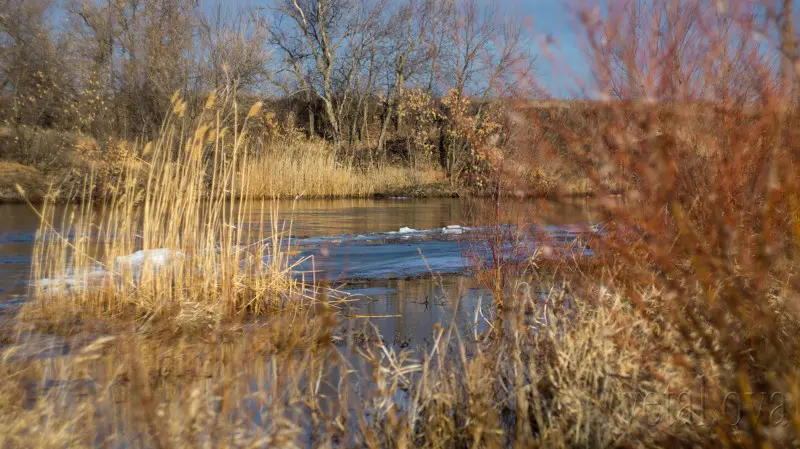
[0,198,598,338]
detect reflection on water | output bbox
[339,276,491,349]
[0,197,596,359]
[0,198,598,300]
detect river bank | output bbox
[0,120,595,204]
[0,160,593,204]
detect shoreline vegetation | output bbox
[17,101,337,332]
[3,0,800,447]
[0,112,600,204]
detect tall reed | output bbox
[23,97,311,328]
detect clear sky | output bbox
[506,1,590,98]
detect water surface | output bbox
[0,196,598,346]
[1,197,599,444]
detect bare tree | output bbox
[334,4,382,148]
[375,0,434,155]
[598,0,708,101]
[444,0,533,101]
[66,0,200,136]
[264,0,383,143]
[0,0,69,127]
[424,0,452,94]
[706,2,768,105]
[260,5,317,137]
[437,0,534,174]
[198,3,271,99]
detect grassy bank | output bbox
[0,115,597,203]
[0,126,451,202]
[240,139,447,198]
[0,287,715,448]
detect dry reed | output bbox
[242,139,442,199]
[19,97,315,331]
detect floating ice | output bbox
[32,223,600,292]
[36,248,184,293]
[292,225,472,246]
[288,223,598,280]
[37,266,107,293]
[114,249,183,272]
[441,225,464,235]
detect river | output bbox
[0,197,598,342]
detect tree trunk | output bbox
[359,102,369,142]
[349,104,359,148]
[306,90,315,138]
[438,121,448,172]
[308,107,315,138]
[377,74,404,156]
[377,103,392,158]
[322,98,340,143]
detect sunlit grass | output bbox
[242,139,442,199]
[18,99,319,331]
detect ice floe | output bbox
[442,225,465,235]
[113,248,183,269]
[37,248,185,293]
[291,225,474,246]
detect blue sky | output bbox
[506,1,590,97]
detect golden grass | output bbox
[0,127,448,202]
[18,101,317,331]
[0,276,721,448]
[0,313,338,448]
[243,139,442,198]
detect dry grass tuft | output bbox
[18,103,318,331]
[243,139,442,199]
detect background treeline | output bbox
[3,0,795,200]
[0,0,534,181]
